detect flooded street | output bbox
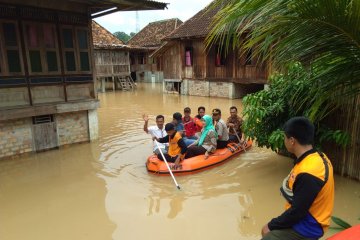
[0,83,359,240]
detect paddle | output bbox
[230,126,246,152]
[154,140,181,190]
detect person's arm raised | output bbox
[143,114,149,133]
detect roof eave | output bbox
[94,45,131,50]
[165,35,207,41]
[89,0,168,18]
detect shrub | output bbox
[242,62,349,152]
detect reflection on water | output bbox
[0,83,359,240]
[0,144,115,240]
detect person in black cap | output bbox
[212,108,229,149]
[153,123,187,167]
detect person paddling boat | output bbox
[152,123,187,168]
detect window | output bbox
[215,46,226,66]
[62,28,76,72]
[65,51,76,71]
[61,26,91,73]
[77,29,90,71]
[29,50,42,72]
[185,47,193,66]
[138,54,146,65]
[33,114,54,124]
[24,22,60,74]
[0,21,24,76]
[44,24,59,72]
[130,55,135,65]
[245,48,253,65]
[150,57,155,64]
[63,29,73,48]
[0,47,2,74]
[156,57,162,71]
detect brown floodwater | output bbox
[0,83,359,240]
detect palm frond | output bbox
[206,0,360,121]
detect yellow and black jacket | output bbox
[268,149,334,239]
[158,132,187,157]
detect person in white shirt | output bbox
[143,114,168,154]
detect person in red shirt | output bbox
[182,107,197,146]
[182,107,197,138]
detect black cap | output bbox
[212,108,221,115]
[165,123,175,131]
[173,112,182,121]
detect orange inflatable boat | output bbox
[146,140,252,175]
[327,224,360,240]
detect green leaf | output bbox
[206,0,360,122]
[331,216,352,229]
[329,226,346,230]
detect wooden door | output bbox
[33,122,58,151]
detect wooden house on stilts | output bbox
[151,2,268,98]
[92,21,134,92]
[127,18,182,83]
[0,0,166,159]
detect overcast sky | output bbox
[94,0,214,34]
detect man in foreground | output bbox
[261,117,334,240]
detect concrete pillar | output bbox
[101,78,105,93]
[181,79,189,95]
[159,72,164,83]
[88,110,99,141]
